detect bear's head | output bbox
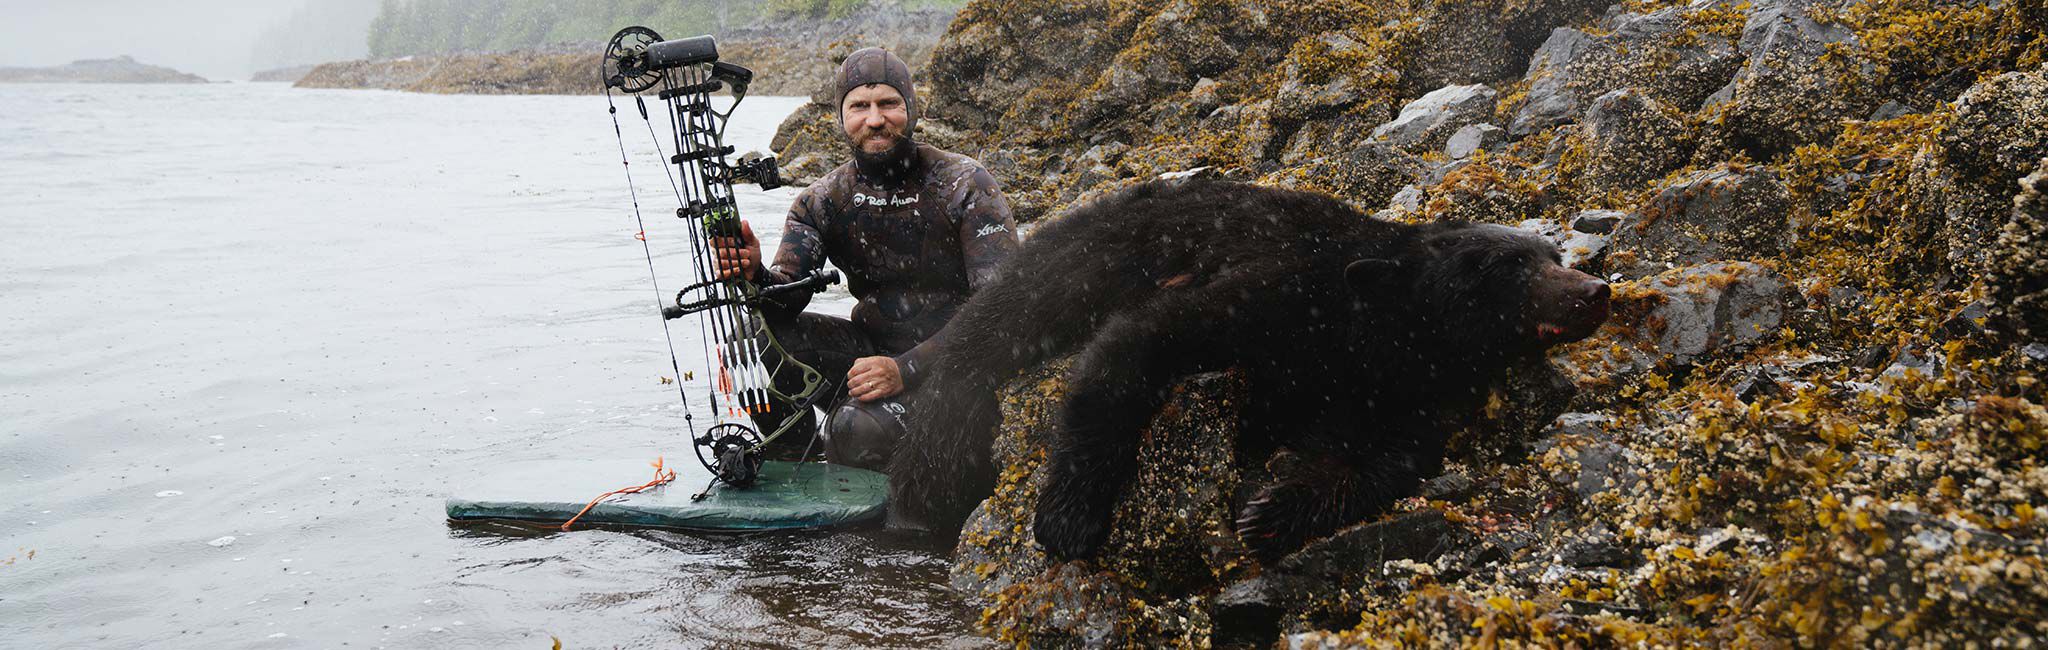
[1349,223,1609,361]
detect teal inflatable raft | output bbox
[446,458,888,531]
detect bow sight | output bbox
[600,26,838,491]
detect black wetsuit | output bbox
[757,142,1019,469]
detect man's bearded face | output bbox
[841,83,910,154]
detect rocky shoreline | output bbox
[293,9,953,96]
[777,0,2048,646]
[0,56,208,84]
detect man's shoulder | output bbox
[815,159,862,190]
[916,143,996,186]
[796,161,861,203]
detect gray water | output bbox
[0,83,984,649]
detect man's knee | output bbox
[822,399,907,472]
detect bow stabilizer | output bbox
[600,26,838,490]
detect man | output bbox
[713,47,1019,471]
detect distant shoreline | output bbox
[0,56,208,84]
[292,10,952,96]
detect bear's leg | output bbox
[1235,446,1433,560]
[1033,267,1311,560]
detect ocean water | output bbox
[0,83,983,649]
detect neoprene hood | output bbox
[833,47,918,132]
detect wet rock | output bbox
[1558,526,1638,568]
[1271,143,1426,211]
[1421,472,1477,501]
[924,1,1120,135]
[1423,159,1475,187]
[1188,77,1223,115]
[1390,185,1426,212]
[1607,165,1793,279]
[1399,0,1608,94]
[1709,0,1871,158]
[955,363,1248,646]
[1937,298,1998,342]
[1579,88,1693,196]
[1510,1,1746,137]
[1543,412,1614,439]
[1371,83,1499,152]
[1443,123,1506,159]
[1941,66,2048,184]
[1278,510,1464,585]
[1869,101,1924,122]
[1271,33,1382,125]
[1723,359,1824,402]
[1989,159,2048,339]
[1211,573,1330,645]
[1570,209,1625,234]
[1570,440,1642,500]
[770,100,838,152]
[1515,218,1609,270]
[1511,28,1598,136]
[1640,261,1802,366]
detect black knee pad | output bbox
[822,399,908,472]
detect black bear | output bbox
[886,178,1610,560]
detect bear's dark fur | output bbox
[886,179,1610,559]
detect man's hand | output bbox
[712,220,764,281]
[847,356,903,402]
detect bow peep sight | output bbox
[600,26,832,491]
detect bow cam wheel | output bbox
[694,422,764,486]
[602,26,665,93]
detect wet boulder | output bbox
[1511,27,1598,137]
[923,0,1120,135]
[1271,32,1388,126]
[1510,1,1747,137]
[1579,88,1694,196]
[1371,83,1499,152]
[1941,65,2048,185]
[952,363,1248,646]
[1395,0,1609,94]
[1607,165,1793,278]
[1268,142,1427,211]
[1555,261,1801,388]
[1639,261,1802,366]
[1516,217,1610,270]
[1444,123,1506,159]
[1570,209,1626,234]
[769,100,845,186]
[1989,159,2048,341]
[1707,0,1871,158]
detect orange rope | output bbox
[559,456,678,531]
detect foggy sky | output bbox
[0,0,321,80]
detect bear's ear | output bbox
[1343,258,1402,294]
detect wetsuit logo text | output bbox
[854,192,918,207]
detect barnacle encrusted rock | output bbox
[1608,165,1793,278]
[1706,0,1872,159]
[1990,159,2048,341]
[1370,83,1499,152]
[1509,0,1747,136]
[1578,88,1695,197]
[953,362,1250,646]
[1942,65,2048,185]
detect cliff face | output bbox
[919,0,2048,646]
[0,56,208,84]
[294,10,953,96]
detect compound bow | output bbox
[599,26,839,492]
